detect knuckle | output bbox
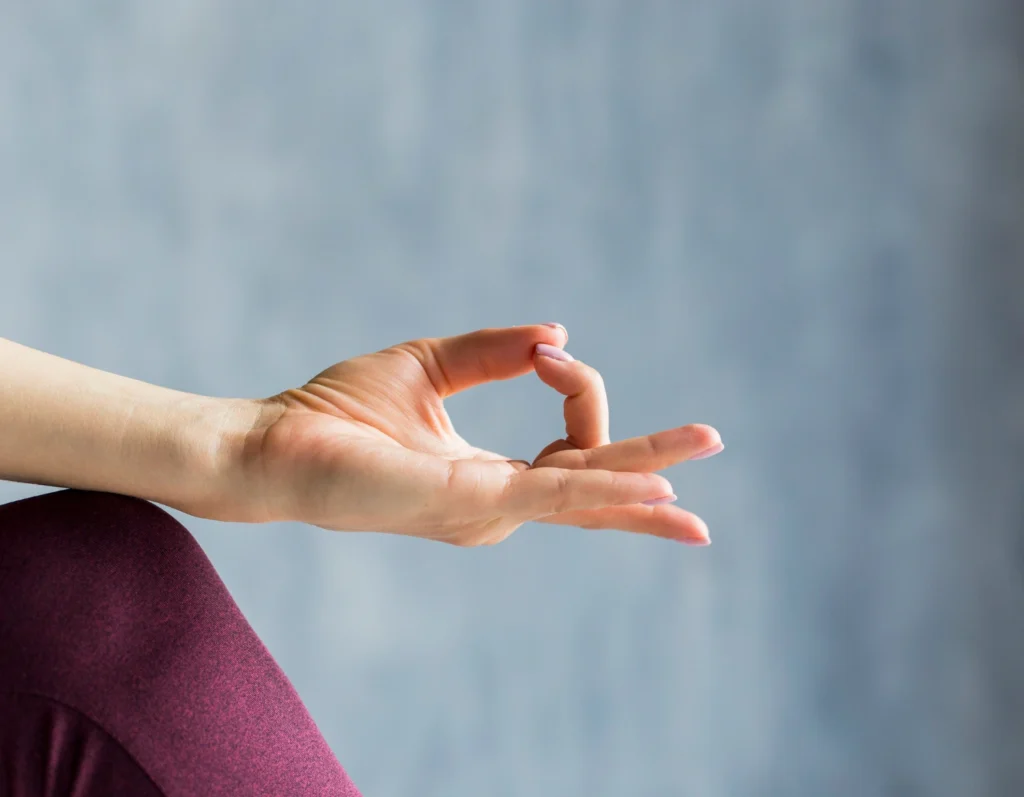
[390,339,427,361]
[391,340,454,396]
[646,433,666,456]
[553,470,574,513]
[579,362,605,387]
[498,469,518,508]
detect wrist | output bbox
[194,395,288,523]
[89,390,256,520]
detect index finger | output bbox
[533,344,610,449]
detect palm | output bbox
[248,326,720,546]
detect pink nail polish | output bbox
[542,323,568,338]
[535,343,574,362]
[642,494,677,506]
[691,442,725,460]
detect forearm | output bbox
[0,337,260,518]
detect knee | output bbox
[0,489,226,707]
[0,488,203,575]
[0,489,219,638]
[58,488,183,530]
[69,488,204,561]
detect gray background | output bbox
[2,1,1023,795]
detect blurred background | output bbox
[2,1,1023,795]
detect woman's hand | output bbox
[222,325,722,546]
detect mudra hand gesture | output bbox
[229,324,722,546]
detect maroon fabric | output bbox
[0,489,363,796]
[0,691,164,796]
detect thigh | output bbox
[0,489,362,797]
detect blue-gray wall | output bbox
[2,2,1022,795]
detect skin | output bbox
[228,324,722,545]
[0,325,722,546]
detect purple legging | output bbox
[0,488,363,796]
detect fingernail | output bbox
[535,343,574,362]
[642,494,677,506]
[691,442,725,460]
[684,536,712,546]
[542,322,568,339]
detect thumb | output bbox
[407,324,569,398]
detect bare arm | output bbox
[0,337,256,517]
[0,327,718,544]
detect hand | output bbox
[226,325,722,546]
[527,336,722,544]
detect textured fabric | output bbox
[0,692,164,796]
[0,489,362,797]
